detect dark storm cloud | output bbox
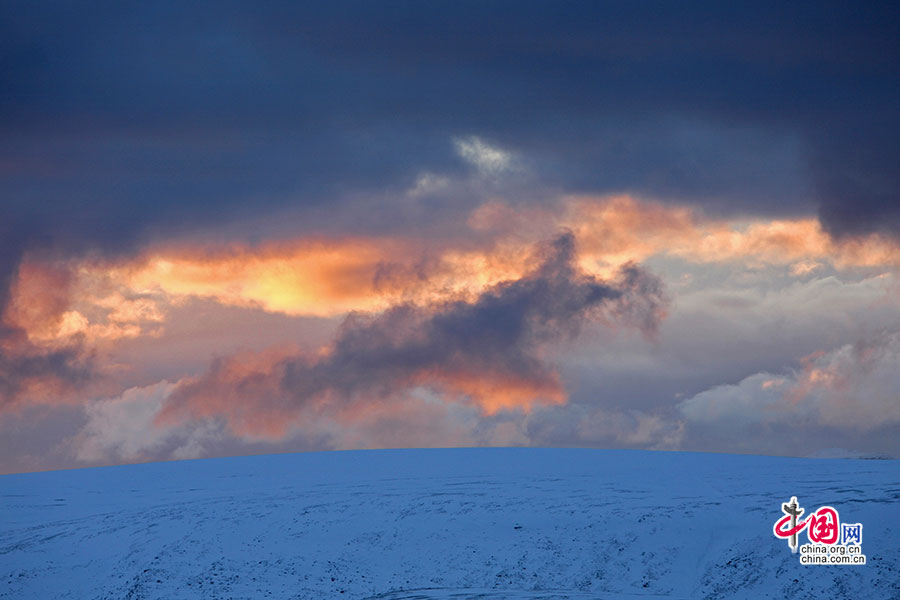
[0,339,93,410]
[2,1,898,256]
[157,233,667,436]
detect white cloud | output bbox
[679,331,900,432]
[73,380,225,464]
[407,172,450,198]
[678,372,790,426]
[452,136,515,175]
[75,381,175,463]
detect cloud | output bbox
[470,196,900,277]
[69,378,527,466]
[73,381,179,463]
[4,2,897,248]
[561,196,900,273]
[453,136,515,175]
[0,4,896,359]
[71,380,231,465]
[156,233,667,438]
[575,407,684,450]
[513,401,684,451]
[9,196,898,352]
[679,331,900,434]
[812,121,900,240]
[11,235,532,335]
[0,255,165,415]
[0,342,93,413]
[0,259,96,412]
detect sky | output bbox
[1,1,899,473]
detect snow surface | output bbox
[0,448,897,599]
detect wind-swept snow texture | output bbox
[1,448,897,599]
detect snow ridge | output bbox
[1,448,897,599]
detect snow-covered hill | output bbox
[1,448,897,599]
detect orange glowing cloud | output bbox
[0,260,98,411]
[3,255,167,350]
[559,196,900,274]
[153,234,664,439]
[2,259,75,345]
[122,239,417,316]
[6,196,900,354]
[6,236,532,349]
[154,347,302,439]
[101,237,529,318]
[156,353,566,440]
[417,369,566,415]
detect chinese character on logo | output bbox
[773,497,842,551]
[807,506,839,544]
[773,496,806,553]
[841,523,863,545]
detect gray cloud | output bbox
[678,331,900,456]
[158,233,667,436]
